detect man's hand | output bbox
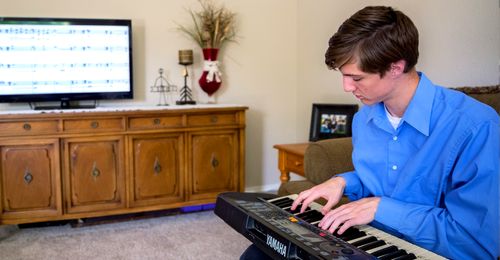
[291,177,346,215]
[319,197,381,235]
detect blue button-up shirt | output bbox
[339,72,499,259]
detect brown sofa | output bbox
[278,85,500,197]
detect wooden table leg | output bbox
[280,170,290,183]
[277,150,290,183]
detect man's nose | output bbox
[343,78,356,92]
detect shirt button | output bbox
[393,136,398,141]
[392,165,398,170]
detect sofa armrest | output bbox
[304,137,354,184]
[452,85,500,114]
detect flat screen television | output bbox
[0,17,133,109]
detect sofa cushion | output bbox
[277,180,316,196]
[304,137,354,184]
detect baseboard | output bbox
[244,183,280,194]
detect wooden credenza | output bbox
[0,105,246,225]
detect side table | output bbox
[273,143,309,183]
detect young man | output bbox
[291,6,499,259]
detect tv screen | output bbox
[0,17,133,109]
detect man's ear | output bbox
[390,60,406,77]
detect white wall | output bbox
[297,0,500,140]
[1,0,498,192]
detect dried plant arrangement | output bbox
[177,0,237,49]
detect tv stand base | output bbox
[31,100,97,110]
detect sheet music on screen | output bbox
[0,22,131,95]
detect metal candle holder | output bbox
[176,49,196,105]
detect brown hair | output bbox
[325,6,419,77]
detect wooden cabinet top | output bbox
[273,143,309,156]
[0,105,248,119]
[0,105,248,137]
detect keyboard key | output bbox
[351,236,377,247]
[379,249,408,260]
[358,240,385,251]
[296,210,323,223]
[371,245,399,257]
[392,253,417,260]
[342,230,367,241]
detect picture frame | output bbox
[309,103,359,141]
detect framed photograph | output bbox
[309,103,359,141]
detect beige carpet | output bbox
[0,210,251,260]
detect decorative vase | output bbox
[199,48,222,101]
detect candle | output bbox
[179,49,193,65]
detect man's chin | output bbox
[359,99,376,105]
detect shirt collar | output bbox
[402,72,435,136]
[366,102,391,132]
[365,72,435,136]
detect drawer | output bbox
[0,120,59,136]
[285,153,304,175]
[128,115,183,130]
[187,113,237,127]
[63,118,124,132]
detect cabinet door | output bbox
[189,130,239,200]
[0,139,61,221]
[129,133,184,207]
[62,136,125,214]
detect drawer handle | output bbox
[24,169,33,184]
[153,118,161,125]
[210,116,218,123]
[294,161,303,166]
[91,162,100,178]
[153,157,162,174]
[90,121,99,129]
[23,123,32,131]
[211,154,219,168]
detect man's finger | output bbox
[337,219,356,235]
[300,197,315,213]
[321,199,338,215]
[291,191,308,210]
[327,214,348,234]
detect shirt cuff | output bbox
[336,171,360,195]
[374,196,406,230]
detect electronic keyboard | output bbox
[214,192,446,260]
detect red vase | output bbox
[199,48,222,97]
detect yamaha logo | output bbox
[266,234,287,257]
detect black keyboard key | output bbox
[358,240,385,251]
[378,249,408,260]
[268,197,292,204]
[351,236,377,247]
[334,227,359,237]
[371,245,398,257]
[306,214,323,223]
[342,230,367,241]
[296,210,323,223]
[282,203,304,213]
[295,210,313,219]
[271,198,294,208]
[393,253,417,260]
